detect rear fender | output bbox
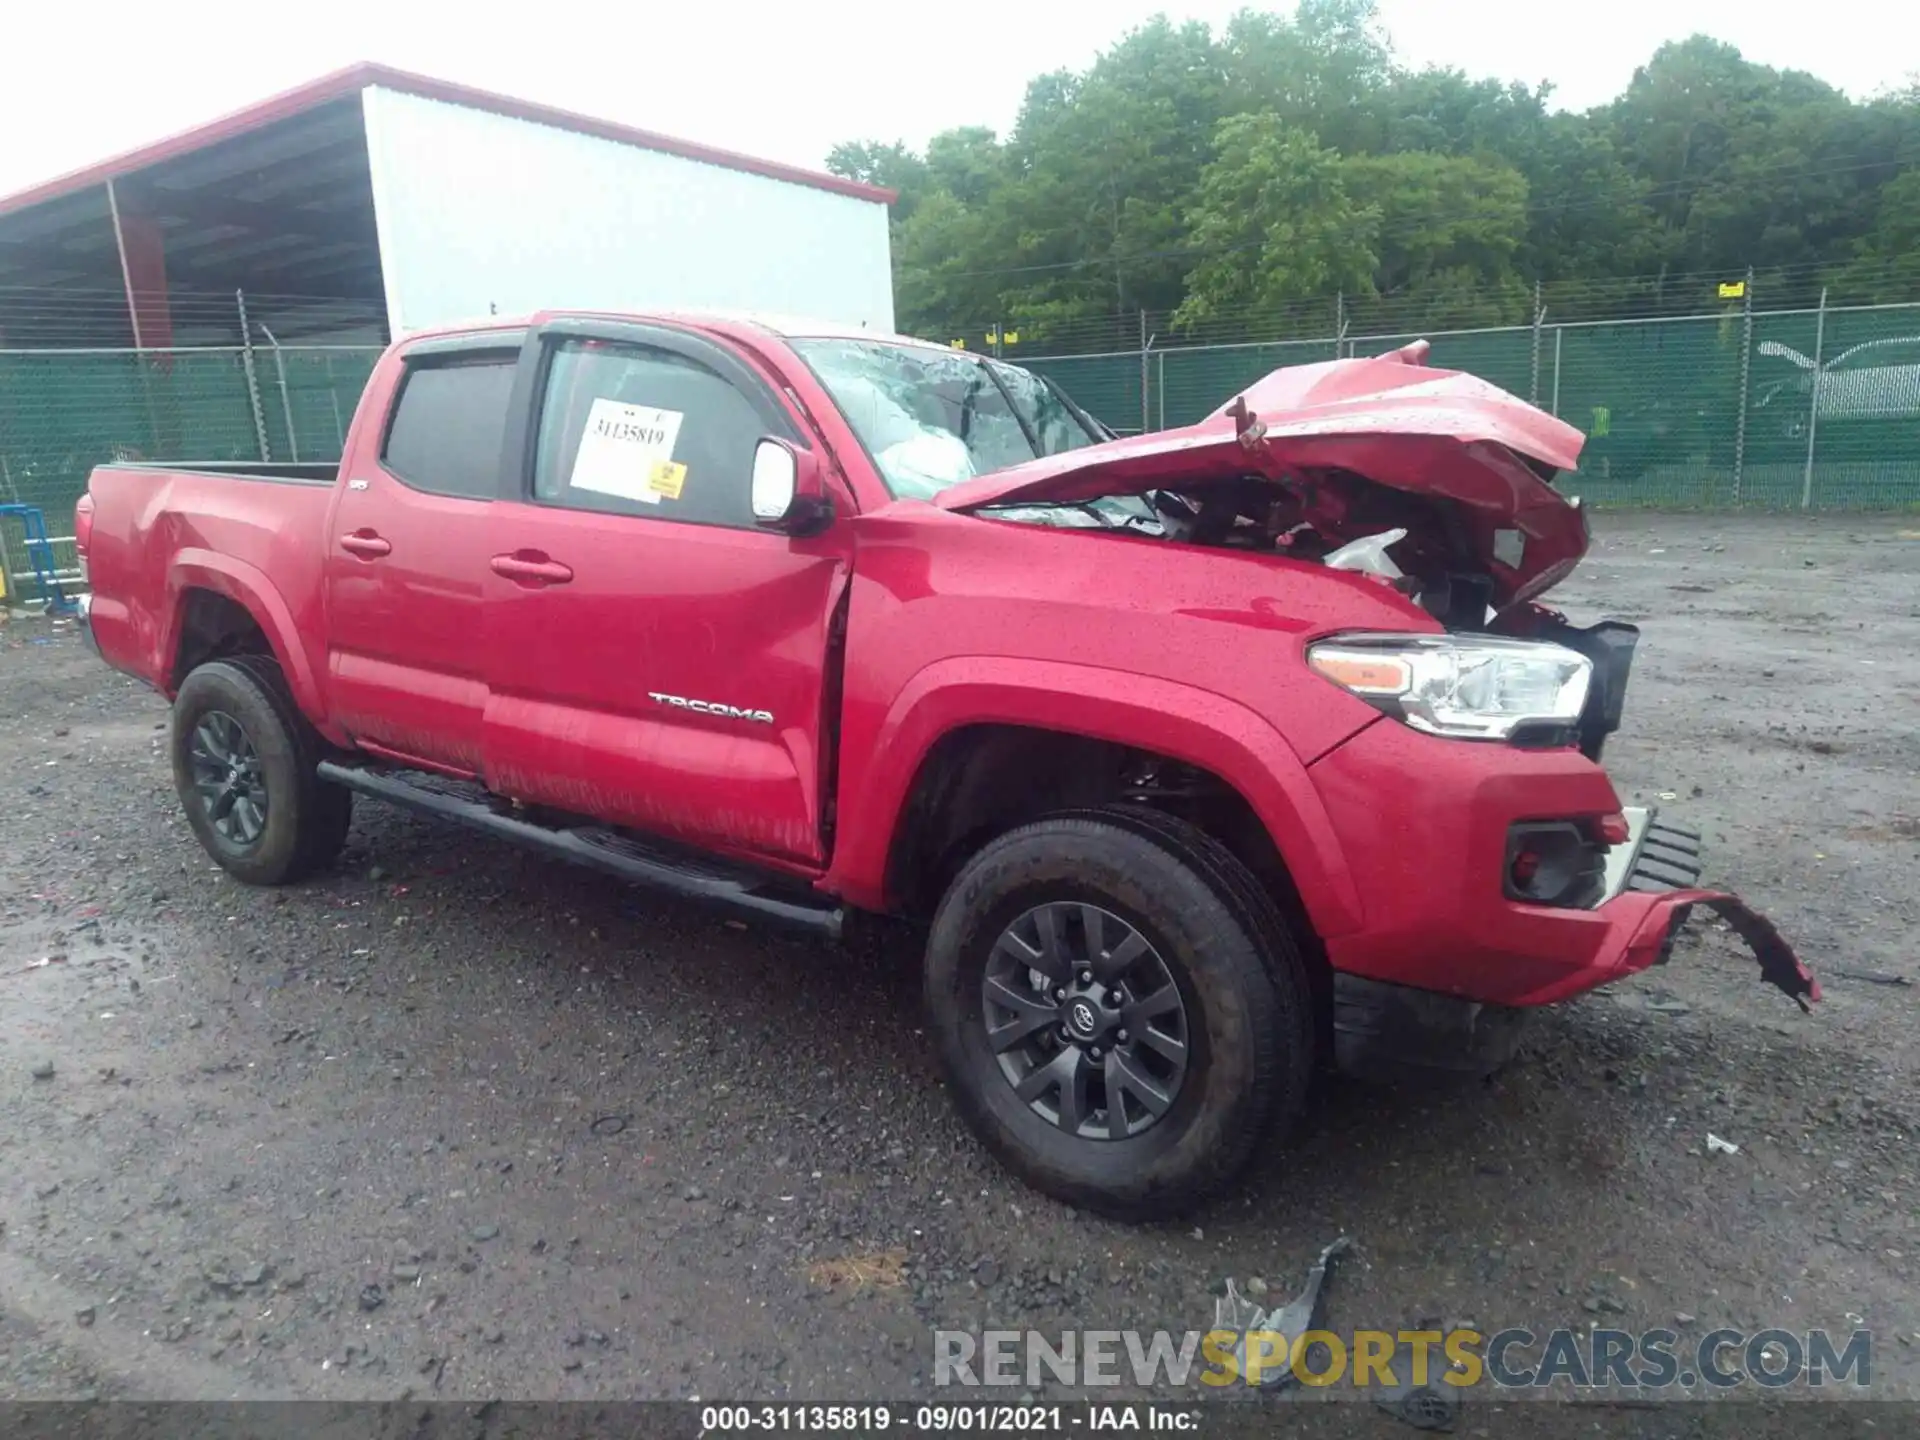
[827,656,1365,936]
[164,550,331,732]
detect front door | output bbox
[323,337,520,773]
[481,323,850,867]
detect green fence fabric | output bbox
[0,347,380,524]
[1023,302,1920,510]
[6,312,1918,520]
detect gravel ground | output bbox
[1,513,1915,1420]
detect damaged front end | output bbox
[1332,808,1820,1084]
[934,340,1819,1074]
[1596,808,1820,1012]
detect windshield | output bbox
[790,338,1102,499]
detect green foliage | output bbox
[828,5,1920,336]
[1174,117,1374,327]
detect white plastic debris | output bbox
[1707,1133,1740,1155]
[1322,528,1407,579]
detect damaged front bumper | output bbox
[1590,806,1819,1011]
[1332,805,1819,1082]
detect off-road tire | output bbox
[925,806,1314,1220]
[171,655,352,885]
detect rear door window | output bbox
[381,358,517,499]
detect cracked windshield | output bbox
[792,339,1100,499]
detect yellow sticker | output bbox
[648,460,687,499]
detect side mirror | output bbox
[751,438,832,534]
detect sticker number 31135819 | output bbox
[569,398,685,504]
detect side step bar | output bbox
[316,762,845,940]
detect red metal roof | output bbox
[0,62,896,220]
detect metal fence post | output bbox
[1335,291,1348,358]
[326,356,347,451]
[1529,282,1544,404]
[1550,326,1563,416]
[1731,268,1754,506]
[1138,311,1150,434]
[1156,348,1166,430]
[1801,286,1828,510]
[259,324,301,463]
[235,290,272,462]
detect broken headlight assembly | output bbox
[1306,632,1593,743]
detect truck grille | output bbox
[1624,816,1704,893]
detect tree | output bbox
[1220,0,1392,153]
[1342,151,1532,325]
[925,128,1005,208]
[825,13,1920,335]
[1828,168,1920,301]
[992,17,1231,317]
[1174,115,1377,328]
[825,140,930,223]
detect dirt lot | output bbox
[1,513,1916,1424]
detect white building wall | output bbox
[360,88,894,336]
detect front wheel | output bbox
[171,656,351,885]
[925,808,1314,1220]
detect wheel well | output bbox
[884,724,1324,959]
[170,590,272,690]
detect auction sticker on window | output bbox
[569,398,684,504]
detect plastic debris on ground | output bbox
[1212,1236,1352,1392]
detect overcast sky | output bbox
[1,0,1914,198]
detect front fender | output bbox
[164,549,328,724]
[825,655,1365,937]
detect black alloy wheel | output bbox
[185,709,270,847]
[982,901,1191,1140]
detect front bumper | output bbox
[1310,719,1818,1016]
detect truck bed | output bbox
[82,462,338,697]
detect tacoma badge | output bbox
[647,691,774,724]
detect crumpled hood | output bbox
[936,342,1593,605]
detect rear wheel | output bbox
[925,807,1313,1220]
[170,656,351,885]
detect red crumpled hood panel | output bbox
[937,344,1592,604]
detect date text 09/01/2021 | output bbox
[698,1405,1195,1433]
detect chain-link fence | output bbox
[0,346,381,508]
[0,344,381,598]
[6,300,1919,540]
[1005,299,1920,510]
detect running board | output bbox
[316,762,844,940]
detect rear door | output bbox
[480,320,851,867]
[323,332,520,773]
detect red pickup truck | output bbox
[73,312,1817,1219]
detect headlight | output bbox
[1307,632,1593,741]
